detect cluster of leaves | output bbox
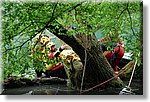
[2,0,142,78]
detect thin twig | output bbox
[114,7,127,23]
[68,1,85,12]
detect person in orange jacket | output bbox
[98,32,124,74]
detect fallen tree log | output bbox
[3,76,67,89]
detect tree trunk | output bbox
[71,34,123,89]
[47,23,123,90]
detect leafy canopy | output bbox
[2,0,142,78]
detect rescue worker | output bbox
[45,42,68,79]
[98,31,124,74]
[30,33,50,78]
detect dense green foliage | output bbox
[1,0,142,78]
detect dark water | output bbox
[1,80,143,95]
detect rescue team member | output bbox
[30,33,68,79]
[98,31,124,74]
[45,42,68,79]
[30,33,50,78]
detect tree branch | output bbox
[12,23,32,40]
[4,2,84,53]
[68,1,85,12]
[3,3,58,54]
[126,3,139,40]
[115,8,127,21]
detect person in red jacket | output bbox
[98,32,124,74]
[45,42,68,79]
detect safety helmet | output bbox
[46,42,55,50]
[35,33,43,40]
[40,35,50,45]
[47,42,55,50]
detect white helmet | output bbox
[47,42,55,50]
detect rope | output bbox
[55,87,60,95]
[119,54,139,95]
[80,49,87,93]
[127,53,139,88]
[80,61,133,94]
